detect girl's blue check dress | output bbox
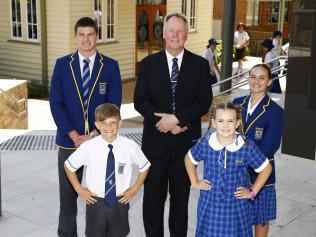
[188,132,269,237]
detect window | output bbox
[94,0,102,39]
[27,0,38,40]
[107,0,114,39]
[181,0,187,15]
[189,0,196,31]
[181,0,197,31]
[94,0,115,41]
[11,0,22,38]
[10,0,39,41]
[268,1,290,24]
[246,0,260,26]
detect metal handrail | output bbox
[0,87,27,118]
[212,55,288,88]
[213,55,288,97]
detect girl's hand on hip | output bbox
[192,179,212,191]
[234,186,251,199]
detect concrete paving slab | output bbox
[0,216,42,237]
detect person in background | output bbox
[234,23,250,75]
[272,30,283,54]
[49,17,122,237]
[261,39,281,94]
[281,42,289,75]
[202,38,220,85]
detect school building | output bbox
[0,0,213,87]
[212,0,293,56]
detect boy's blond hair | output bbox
[95,103,121,122]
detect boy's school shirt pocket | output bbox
[118,162,126,175]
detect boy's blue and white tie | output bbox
[171,58,179,113]
[82,58,91,133]
[82,58,91,109]
[105,144,116,207]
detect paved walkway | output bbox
[0,57,315,236]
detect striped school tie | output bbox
[104,144,116,207]
[171,58,179,113]
[82,58,91,111]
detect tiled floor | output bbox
[1,149,316,237]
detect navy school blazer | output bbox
[233,94,284,185]
[49,51,122,148]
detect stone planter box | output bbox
[0,79,28,129]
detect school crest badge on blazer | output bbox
[99,82,107,95]
[255,127,264,140]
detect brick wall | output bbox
[213,0,248,25]
[213,0,291,34]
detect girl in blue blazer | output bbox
[233,64,284,237]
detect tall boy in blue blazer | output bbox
[49,17,122,237]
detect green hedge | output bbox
[215,40,250,64]
[28,80,49,99]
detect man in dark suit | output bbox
[49,17,122,237]
[134,12,213,237]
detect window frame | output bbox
[9,0,40,42]
[182,0,197,32]
[10,0,23,40]
[94,0,116,42]
[106,0,115,41]
[26,0,39,41]
[267,1,291,24]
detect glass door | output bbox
[136,1,166,74]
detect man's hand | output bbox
[78,187,97,204]
[68,130,90,147]
[170,125,188,135]
[154,113,179,133]
[73,135,90,147]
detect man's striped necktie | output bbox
[171,57,179,113]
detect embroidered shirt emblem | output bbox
[118,162,126,174]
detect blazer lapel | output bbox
[244,94,271,134]
[159,50,173,92]
[239,96,249,133]
[87,52,104,110]
[176,49,190,92]
[69,51,85,113]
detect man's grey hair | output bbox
[163,12,188,33]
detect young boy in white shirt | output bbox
[64,103,150,237]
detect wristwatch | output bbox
[89,131,97,139]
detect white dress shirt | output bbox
[165,49,184,78]
[65,135,151,198]
[78,51,97,78]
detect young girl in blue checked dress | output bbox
[233,64,284,237]
[185,102,272,237]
